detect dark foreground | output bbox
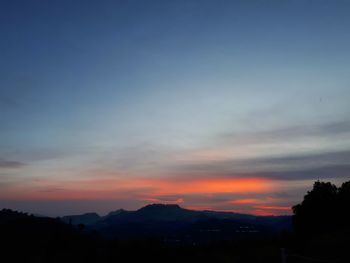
[1,180,349,262]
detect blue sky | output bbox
[1,0,350,216]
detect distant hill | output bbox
[0,206,292,262]
[0,209,34,223]
[0,208,99,263]
[61,212,101,225]
[59,204,292,241]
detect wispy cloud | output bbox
[170,149,350,180]
[218,120,350,145]
[0,159,25,168]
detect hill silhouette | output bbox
[61,212,100,225]
[60,204,291,240]
[0,209,97,263]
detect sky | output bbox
[1,0,350,216]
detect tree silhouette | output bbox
[293,180,350,236]
[338,181,350,226]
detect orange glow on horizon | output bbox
[0,174,287,215]
[1,176,274,200]
[230,198,259,204]
[254,205,291,211]
[142,177,273,196]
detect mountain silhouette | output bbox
[59,204,291,240]
[61,212,100,225]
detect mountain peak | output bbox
[105,209,127,217]
[138,204,182,211]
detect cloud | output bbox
[171,150,350,181]
[260,164,350,180]
[254,205,290,211]
[38,187,65,193]
[164,120,350,182]
[218,120,350,145]
[0,159,25,168]
[231,198,258,204]
[1,146,97,163]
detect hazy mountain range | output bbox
[60,204,292,241]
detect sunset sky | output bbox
[1,0,350,216]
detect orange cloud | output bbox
[254,205,291,211]
[1,174,285,215]
[230,198,259,204]
[141,196,184,204]
[145,177,273,195]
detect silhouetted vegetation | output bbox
[293,180,350,236]
[0,209,97,263]
[290,180,350,262]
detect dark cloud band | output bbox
[0,159,25,168]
